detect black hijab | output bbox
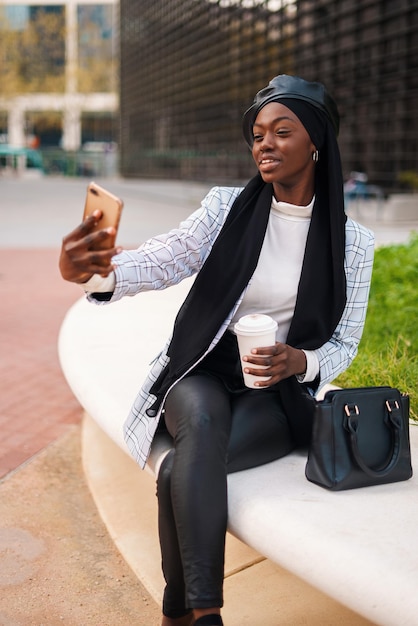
[148,75,347,444]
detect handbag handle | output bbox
[345,399,403,477]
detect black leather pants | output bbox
[157,365,295,617]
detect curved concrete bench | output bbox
[59,284,418,626]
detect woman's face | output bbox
[251,102,316,200]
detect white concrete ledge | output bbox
[384,194,418,222]
[58,286,418,626]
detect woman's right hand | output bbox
[59,209,122,284]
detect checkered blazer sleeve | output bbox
[314,218,375,390]
[88,186,242,303]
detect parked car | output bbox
[0,145,43,173]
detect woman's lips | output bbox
[259,157,280,171]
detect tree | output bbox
[0,7,66,96]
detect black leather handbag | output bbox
[306,386,413,490]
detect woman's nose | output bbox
[260,132,274,150]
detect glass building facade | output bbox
[120,0,417,190]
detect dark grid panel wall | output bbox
[293,0,418,190]
[120,0,296,181]
[120,0,418,189]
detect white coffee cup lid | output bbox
[234,314,278,336]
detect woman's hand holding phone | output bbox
[59,182,123,284]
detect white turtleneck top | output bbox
[229,195,319,382]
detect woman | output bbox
[59,75,375,626]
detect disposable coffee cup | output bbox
[234,314,278,388]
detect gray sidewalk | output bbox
[1,176,213,249]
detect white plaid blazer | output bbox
[89,186,375,468]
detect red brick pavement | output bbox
[0,249,84,479]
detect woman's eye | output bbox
[253,135,263,142]
[276,129,290,136]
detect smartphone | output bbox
[83,181,124,236]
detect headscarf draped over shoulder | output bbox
[241,75,347,353]
[148,75,347,448]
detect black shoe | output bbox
[194,615,223,626]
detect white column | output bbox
[8,104,25,148]
[62,106,82,151]
[65,0,78,95]
[63,1,81,150]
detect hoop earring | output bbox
[312,150,319,162]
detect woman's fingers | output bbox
[62,210,102,244]
[242,343,303,385]
[59,211,120,283]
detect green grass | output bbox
[334,233,418,420]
